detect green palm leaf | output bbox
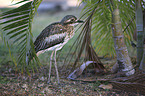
[0,0,42,73]
[81,0,139,57]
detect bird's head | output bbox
[60,15,83,26]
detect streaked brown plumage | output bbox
[26,15,83,84]
[34,22,74,54]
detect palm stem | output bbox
[112,7,135,76]
[135,0,144,69]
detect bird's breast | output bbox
[65,26,74,37]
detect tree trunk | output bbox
[139,48,145,72]
[136,0,144,66]
[112,8,135,76]
[139,9,145,72]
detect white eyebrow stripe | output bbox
[66,19,71,22]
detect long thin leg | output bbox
[47,51,54,84]
[54,50,60,84]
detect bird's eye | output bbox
[71,19,75,22]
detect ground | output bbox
[0,58,144,96]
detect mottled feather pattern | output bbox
[34,22,74,53]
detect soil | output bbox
[0,63,144,96]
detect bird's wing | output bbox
[34,23,67,53]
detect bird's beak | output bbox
[76,20,84,23]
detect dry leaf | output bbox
[99,84,113,89]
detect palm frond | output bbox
[11,0,30,5]
[80,0,138,57]
[63,5,105,76]
[0,0,42,72]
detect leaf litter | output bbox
[0,58,144,96]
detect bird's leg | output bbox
[47,51,54,84]
[54,50,60,84]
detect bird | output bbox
[26,15,83,84]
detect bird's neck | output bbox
[63,25,74,37]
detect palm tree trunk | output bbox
[139,9,145,72]
[112,8,135,76]
[136,0,144,67]
[140,48,145,72]
[139,22,145,72]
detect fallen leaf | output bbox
[99,84,113,89]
